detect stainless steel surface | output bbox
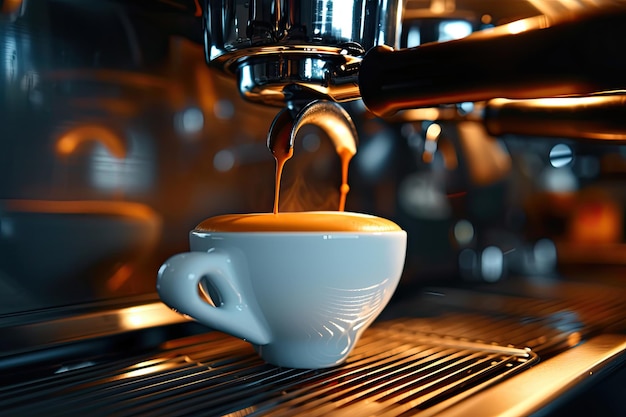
[3,281,626,415]
[204,0,401,106]
[0,301,190,357]
[267,100,358,158]
[0,316,540,417]
[439,334,626,417]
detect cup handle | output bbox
[157,251,271,345]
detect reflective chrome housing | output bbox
[203,0,402,106]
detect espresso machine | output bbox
[2,0,626,415]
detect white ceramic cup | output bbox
[157,212,406,369]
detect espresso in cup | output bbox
[195,211,401,232]
[157,211,406,369]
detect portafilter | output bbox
[203,0,402,108]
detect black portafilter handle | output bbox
[358,5,626,118]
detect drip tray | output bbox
[3,280,626,416]
[0,318,539,417]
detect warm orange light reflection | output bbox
[193,0,202,16]
[567,332,582,347]
[505,19,532,34]
[526,0,589,17]
[195,65,217,118]
[425,123,442,141]
[475,14,547,39]
[2,199,159,220]
[569,194,622,244]
[438,138,458,170]
[1,0,22,13]
[45,69,185,106]
[56,125,126,159]
[71,98,138,117]
[107,264,134,292]
[457,121,511,185]
[430,0,450,14]
[401,108,441,121]
[119,305,186,330]
[422,123,441,164]
[119,361,172,379]
[491,96,618,109]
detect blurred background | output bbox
[1,0,626,317]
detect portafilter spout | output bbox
[267,100,358,213]
[203,1,372,212]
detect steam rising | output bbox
[279,172,340,212]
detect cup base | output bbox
[254,341,351,369]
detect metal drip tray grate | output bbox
[0,318,537,417]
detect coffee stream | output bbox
[337,147,353,212]
[198,106,396,234]
[269,119,355,214]
[268,119,294,214]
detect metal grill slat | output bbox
[123,365,308,417]
[256,328,520,415]
[150,341,437,417]
[55,356,270,417]
[0,336,251,412]
[376,356,532,417]
[1,320,539,417]
[254,348,465,416]
[376,354,514,409]
[0,332,243,403]
[271,351,491,417]
[4,282,625,416]
[357,353,501,406]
